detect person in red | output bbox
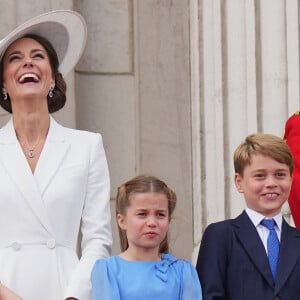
[284,110,300,227]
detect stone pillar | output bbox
[192,0,298,259]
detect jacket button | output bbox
[274,297,281,300]
[11,242,21,251]
[46,239,56,249]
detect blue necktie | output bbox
[261,219,280,280]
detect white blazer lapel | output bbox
[0,118,55,235]
[34,117,70,196]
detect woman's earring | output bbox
[2,88,7,101]
[49,85,55,98]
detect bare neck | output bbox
[13,111,50,143]
[120,248,161,261]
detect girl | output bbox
[91,175,202,299]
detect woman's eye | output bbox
[33,53,44,59]
[9,55,20,62]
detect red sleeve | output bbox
[284,111,300,228]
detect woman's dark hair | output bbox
[0,34,67,113]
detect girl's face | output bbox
[2,37,54,106]
[117,192,170,260]
[235,154,292,217]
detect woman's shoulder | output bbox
[51,117,100,137]
[58,124,101,140]
[51,119,105,150]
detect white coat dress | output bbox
[0,117,112,300]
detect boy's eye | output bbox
[137,212,146,217]
[254,173,265,178]
[276,172,287,177]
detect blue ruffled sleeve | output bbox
[91,259,121,300]
[181,260,203,300]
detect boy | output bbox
[196,133,300,300]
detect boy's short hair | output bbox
[234,133,294,176]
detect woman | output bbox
[0,10,112,300]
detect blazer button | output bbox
[273,297,281,300]
[11,242,21,251]
[46,239,56,249]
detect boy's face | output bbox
[234,154,292,217]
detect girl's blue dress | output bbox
[91,253,202,300]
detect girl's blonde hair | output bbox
[116,175,177,253]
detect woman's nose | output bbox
[23,57,33,67]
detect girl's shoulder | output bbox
[154,253,198,283]
[92,256,120,272]
[161,253,194,266]
[93,254,196,274]
[160,253,196,272]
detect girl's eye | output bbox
[157,212,166,218]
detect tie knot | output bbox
[261,219,276,231]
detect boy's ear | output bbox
[234,173,244,193]
[117,213,126,230]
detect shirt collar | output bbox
[245,207,282,230]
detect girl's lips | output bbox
[145,232,158,238]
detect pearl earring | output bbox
[2,88,7,101]
[49,85,55,98]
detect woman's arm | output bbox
[0,284,23,300]
[64,133,112,300]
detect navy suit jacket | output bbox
[196,210,300,300]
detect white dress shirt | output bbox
[245,207,281,254]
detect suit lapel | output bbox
[233,211,274,287]
[34,117,69,195]
[0,117,68,236]
[275,220,300,294]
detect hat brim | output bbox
[0,10,87,77]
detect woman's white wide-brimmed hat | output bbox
[0,10,87,77]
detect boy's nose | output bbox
[266,176,277,187]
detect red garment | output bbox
[284,111,300,228]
